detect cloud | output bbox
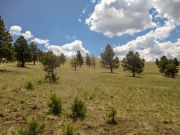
[86,0,155,37]
[31,38,49,47]
[86,0,180,37]
[9,25,33,40]
[22,31,33,39]
[113,21,180,61]
[47,40,89,57]
[152,0,180,23]
[9,25,22,36]
[91,0,97,3]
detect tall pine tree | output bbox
[86,54,91,67]
[76,50,84,68]
[101,44,119,73]
[121,51,144,77]
[14,36,31,67]
[0,16,14,62]
[30,41,38,65]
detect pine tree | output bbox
[86,54,91,67]
[60,53,66,65]
[156,56,179,78]
[14,36,31,67]
[121,51,144,77]
[101,44,119,73]
[71,56,78,71]
[41,51,61,82]
[173,58,179,66]
[76,50,84,68]
[0,16,14,62]
[30,41,38,65]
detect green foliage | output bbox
[107,107,117,124]
[17,116,45,135]
[76,50,84,67]
[0,16,15,62]
[71,56,78,71]
[14,36,31,67]
[101,44,119,73]
[63,124,73,135]
[155,58,159,66]
[86,53,91,67]
[173,58,179,66]
[71,97,86,119]
[121,51,145,77]
[25,82,34,90]
[41,51,61,82]
[164,64,179,78]
[156,56,179,78]
[60,53,66,65]
[48,93,62,115]
[30,42,38,65]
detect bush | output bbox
[25,82,34,90]
[18,116,45,135]
[63,124,73,135]
[107,107,117,124]
[71,97,86,119]
[48,93,62,115]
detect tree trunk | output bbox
[22,59,25,67]
[133,71,135,77]
[75,64,76,71]
[33,60,35,65]
[110,67,113,73]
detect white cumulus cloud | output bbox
[47,40,89,57]
[9,25,33,40]
[86,0,155,37]
[113,21,180,61]
[152,0,180,23]
[9,25,22,36]
[31,38,49,47]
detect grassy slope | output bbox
[0,61,180,135]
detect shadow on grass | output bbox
[100,71,121,74]
[0,69,12,73]
[126,75,143,78]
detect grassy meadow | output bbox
[0,61,180,135]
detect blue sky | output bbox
[0,0,180,61]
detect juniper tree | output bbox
[41,51,61,82]
[101,44,119,73]
[0,16,14,62]
[71,56,78,71]
[121,51,144,77]
[30,41,38,65]
[76,50,84,68]
[14,36,31,67]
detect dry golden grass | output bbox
[0,61,180,135]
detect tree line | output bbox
[0,16,179,82]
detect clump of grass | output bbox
[48,93,62,116]
[71,96,86,119]
[107,107,117,124]
[25,82,34,90]
[63,123,73,135]
[17,116,45,135]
